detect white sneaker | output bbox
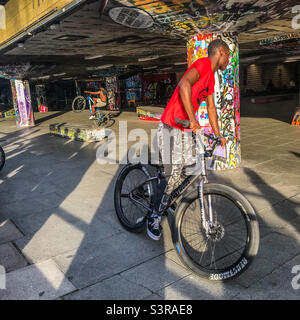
[147,214,162,241]
[89,115,95,120]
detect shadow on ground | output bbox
[0,120,299,299]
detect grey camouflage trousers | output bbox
[156,121,204,213]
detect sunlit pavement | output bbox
[0,100,299,300]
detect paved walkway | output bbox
[0,101,299,300]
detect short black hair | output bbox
[208,39,229,57]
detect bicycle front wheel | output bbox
[173,183,259,281]
[114,164,156,233]
[0,145,5,171]
[72,96,86,112]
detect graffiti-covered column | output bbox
[10,79,35,127]
[187,33,240,170]
[106,75,120,111]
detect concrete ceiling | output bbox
[0,0,299,80]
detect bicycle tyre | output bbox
[173,183,259,281]
[72,96,86,112]
[0,145,5,171]
[97,117,115,128]
[114,164,157,233]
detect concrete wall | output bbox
[240,62,298,93]
[0,0,75,44]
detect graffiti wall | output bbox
[187,33,240,170]
[35,84,48,112]
[124,74,142,106]
[142,73,176,105]
[0,63,30,79]
[110,0,298,38]
[10,79,35,127]
[291,107,300,126]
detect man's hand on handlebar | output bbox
[220,137,227,148]
[190,120,202,134]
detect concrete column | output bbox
[10,79,35,127]
[187,33,240,170]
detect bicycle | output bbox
[72,91,115,128]
[114,118,259,281]
[0,144,5,171]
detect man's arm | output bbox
[206,95,226,147]
[178,68,201,133]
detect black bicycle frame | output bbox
[128,134,219,226]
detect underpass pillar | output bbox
[187,33,240,170]
[10,79,35,127]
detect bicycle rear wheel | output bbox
[97,116,115,128]
[114,164,156,233]
[72,96,86,112]
[173,183,259,281]
[0,145,5,171]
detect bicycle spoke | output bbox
[180,191,251,272]
[208,241,217,270]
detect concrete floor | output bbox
[0,99,299,300]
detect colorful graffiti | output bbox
[187,33,240,170]
[142,73,176,105]
[124,74,142,106]
[106,75,120,110]
[259,34,300,54]
[35,84,48,112]
[10,80,35,127]
[114,0,299,37]
[291,107,300,126]
[136,106,162,121]
[0,108,15,119]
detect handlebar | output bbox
[175,118,222,157]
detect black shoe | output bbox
[147,214,162,241]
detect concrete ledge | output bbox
[136,106,164,121]
[49,124,106,142]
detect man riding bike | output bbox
[89,83,107,119]
[147,39,230,241]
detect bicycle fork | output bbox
[198,154,214,234]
